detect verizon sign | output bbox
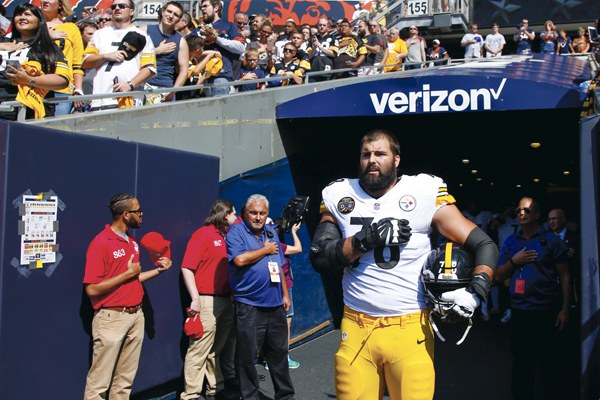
[370,78,507,114]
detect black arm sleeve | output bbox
[463,227,499,302]
[310,221,352,274]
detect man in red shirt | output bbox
[83,193,172,400]
[181,200,239,400]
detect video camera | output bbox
[274,196,310,233]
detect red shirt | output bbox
[181,225,231,295]
[83,225,143,309]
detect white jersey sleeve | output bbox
[320,174,456,317]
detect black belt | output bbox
[102,304,142,313]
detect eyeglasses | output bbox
[515,207,532,215]
[110,3,130,10]
[246,58,258,62]
[99,18,111,22]
[283,48,295,53]
[126,208,143,215]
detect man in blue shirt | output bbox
[495,197,570,400]
[226,194,295,400]
[513,19,535,54]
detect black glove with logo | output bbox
[352,218,412,253]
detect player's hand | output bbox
[556,308,569,332]
[440,288,480,319]
[105,50,127,63]
[265,240,279,255]
[188,298,201,316]
[352,218,412,253]
[511,248,537,265]
[127,255,142,277]
[157,257,172,272]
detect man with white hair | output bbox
[226,194,295,400]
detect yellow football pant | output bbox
[335,306,435,400]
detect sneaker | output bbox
[264,363,268,370]
[501,309,512,323]
[288,356,300,369]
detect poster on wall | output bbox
[20,195,58,266]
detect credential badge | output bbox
[399,195,417,212]
[338,197,355,214]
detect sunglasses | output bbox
[110,3,130,10]
[261,30,272,34]
[99,17,111,22]
[515,207,532,215]
[409,27,417,30]
[235,21,245,25]
[283,48,295,53]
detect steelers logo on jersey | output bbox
[338,197,355,214]
[399,195,417,212]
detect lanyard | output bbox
[253,232,273,263]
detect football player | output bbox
[310,129,498,400]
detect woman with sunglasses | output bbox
[0,3,69,121]
[41,0,84,115]
[248,20,275,73]
[573,27,590,54]
[539,20,557,54]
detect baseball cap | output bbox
[184,311,204,339]
[433,39,440,45]
[140,232,171,265]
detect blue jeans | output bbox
[207,77,231,97]
[54,92,73,116]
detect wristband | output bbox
[127,81,134,91]
[28,78,36,87]
[73,89,84,96]
[509,256,521,267]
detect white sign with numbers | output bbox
[405,0,429,16]
[138,2,162,18]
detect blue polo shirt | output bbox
[498,227,568,311]
[226,221,284,307]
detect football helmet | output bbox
[421,242,475,344]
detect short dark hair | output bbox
[160,1,184,18]
[186,35,204,51]
[360,129,401,157]
[492,23,499,28]
[79,21,98,33]
[202,0,222,18]
[107,193,135,217]
[204,200,235,233]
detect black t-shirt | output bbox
[361,34,383,66]
[310,32,338,72]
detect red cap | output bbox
[140,232,171,266]
[184,310,204,339]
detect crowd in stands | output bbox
[0,0,597,119]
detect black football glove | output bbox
[352,218,412,253]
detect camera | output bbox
[274,196,310,233]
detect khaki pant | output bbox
[84,308,145,400]
[181,295,234,399]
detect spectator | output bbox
[78,22,98,111]
[42,0,85,116]
[556,30,574,55]
[308,17,338,81]
[548,209,580,300]
[0,4,69,121]
[226,194,295,400]
[277,20,296,42]
[370,0,388,26]
[381,25,388,36]
[83,193,172,400]
[357,19,383,76]
[248,20,276,74]
[495,197,570,400]
[175,12,194,37]
[178,35,220,99]
[513,19,535,54]
[98,12,113,29]
[81,9,89,19]
[180,200,239,400]
[249,14,266,41]
[82,0,157,111]
[334,18,366,78]
[271,43,303,85]
[290,31,311,74]
[232,12,251,83]
[301,25,311,42]
[352,0,369,22]
[427,39,449,66]
[290,30,308,52]
[484,23,506,57]
[461,23,484,59]
[369,20,388,73]
[404,25,426,69]
[383,27,407,72]
[573,27,590,53]
[236,48,266,91]
[80,21,98,48]
[140,2,189,104]
[540,20,558,54]
[190,0,245,97]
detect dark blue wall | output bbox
[0,121,219,398]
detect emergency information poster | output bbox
[20,195,58,265]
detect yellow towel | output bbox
[118,96,133,109]
[15,61,49,119]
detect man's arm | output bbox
[281,272,291,311]
[164,38,190,101]
[139,257,172,282]
[284,223,302,255]
[233,240,279,267]
[215,36,246,55]
[350,54,366,69]
[113,66,156,92]
[85,254,140,297]
[82,50,128,69]
[495,247,537,282]
[182,267,201,315]
[555,262,571,331]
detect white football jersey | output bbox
[321,174,455,316]
[493,214,519,250]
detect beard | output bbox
[359,161,397,192]
[203,11,215,23]
[127,217,141,230]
